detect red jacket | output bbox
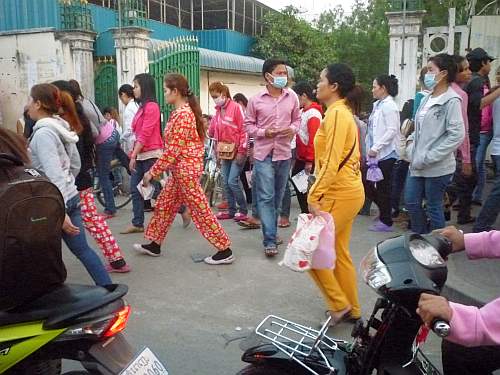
[296,102,323,162]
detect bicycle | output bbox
[93,159,132,209]
[200,138,224,207]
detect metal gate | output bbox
[148,36,200,126]
[94,58,118,111]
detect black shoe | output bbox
[457,216,476,225]
[471,200,482,206]
[133,242,161,257]
[204,249,234,264]
[144,200,154,212]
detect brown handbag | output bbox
[217,141,237,160]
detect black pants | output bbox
[442,340,500,375]
[240,159,252,204]
[391,160,410,214]
[363,158,396,226]
[447,147,478,222]
[288,159,309,214]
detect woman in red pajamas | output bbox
[134,73,234,265]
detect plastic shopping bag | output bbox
[312,211,335,270]
[366,157,384,182]
[280,213,334,272]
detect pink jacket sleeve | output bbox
[235,104,247,155]
[137,102,160,145]
[447,231,500,347]
[208,114,218,139]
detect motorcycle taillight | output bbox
[103,305,131,338]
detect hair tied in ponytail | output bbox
[187,88,194,97]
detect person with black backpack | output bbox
[27,83,111,286]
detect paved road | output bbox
[62,197,499,374]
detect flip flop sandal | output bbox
[264,247,278,257]
[278,221,291,228]
[238,220,261,229]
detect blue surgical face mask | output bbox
[271,76,288,89]
[424,73,438,90]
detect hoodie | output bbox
[408,86,465,178]
[296,102,323,162]
[29,115,81,204]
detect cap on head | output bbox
[466,48,496,62]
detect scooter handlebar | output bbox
[432,319,450,338]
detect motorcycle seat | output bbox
[0,283,128,329]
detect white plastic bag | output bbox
[279,213,326,272]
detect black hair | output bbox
[262,58,287,77]
[118,84,135,98]
[133,73,157,106]
[428,53,457,83]
[375,74,399,97]
[52,80,79,102]
[325,63,363,115]
[468,58,488,73]
[292,81,316,101]
[233,93,248,107]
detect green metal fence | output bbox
[116,0,147,28]
[148,36,200,127]
[94,58,118,111]
[390,0,424,11]
[59,1,93,31]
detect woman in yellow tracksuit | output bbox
[308,63,365,325]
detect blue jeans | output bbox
[130,158,161,227]
[254,155,292,248]
[474,154,500,232]
[96,130,120,214]
[63,195,111,286]
[473,132,493,202]
[221,159,248,216]
[405,173,453,234]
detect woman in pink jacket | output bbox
[417,226,500,374]
[208,82,248,221]
[121,73,163,234]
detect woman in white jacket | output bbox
[365,74,400,232]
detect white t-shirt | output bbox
[121,100,139,154]
[417,94,442,126]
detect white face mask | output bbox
[213,96,226,107]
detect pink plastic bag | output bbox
[280,212,335,272]
[312,211,335,270]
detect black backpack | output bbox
[0,154,67,311]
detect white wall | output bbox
[200,69,266,115]
[470,16,500,85]
[0,29,70,132]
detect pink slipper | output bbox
[216,212,234,220]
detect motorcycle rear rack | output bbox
[255,315,348,375]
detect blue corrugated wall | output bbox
[0,1,255,57]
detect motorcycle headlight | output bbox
[360,247,392,290]
[409,238,445,268]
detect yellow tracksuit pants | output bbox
[309,194,364,318]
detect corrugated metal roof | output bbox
[200,48,264,74]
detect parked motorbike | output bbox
[0,283,165,374]
[238,233,453,375]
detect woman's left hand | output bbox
[142,172,152,187]
[308,203,321,217]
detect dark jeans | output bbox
[96,130,120,214]
[405,173,453,234]
[364,158,396,226]
[447,147,478,221]
[391,160,410,214]
[63,195,111,286]
[473,131,493,202]
[241,159,252,205]
[287,159,309,215]
[221,159,248,216]
[442,340,500,375]
[130,158,161,228]
[474,154,500,232]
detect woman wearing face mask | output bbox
[307,64,364,326]
[135,74,234,265]
[405,53,465,234]
[208,81,248,221]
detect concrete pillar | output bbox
[111,26,152,90]
[386,10,426,108]
[56,30,97,100]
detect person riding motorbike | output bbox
[417,226,500,375]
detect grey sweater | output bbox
[29,116,81,204]
[408,87,465,178]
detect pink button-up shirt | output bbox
[447,230,500,347]
[244,87,301,161]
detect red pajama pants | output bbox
[145,171,231,250]
[79,188,124,263]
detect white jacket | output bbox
[121,100,139,154]
[368,96,400,160]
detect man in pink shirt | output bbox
[417,226,500,374]
[244,59,301,256]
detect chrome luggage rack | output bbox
[255,315,348,375]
